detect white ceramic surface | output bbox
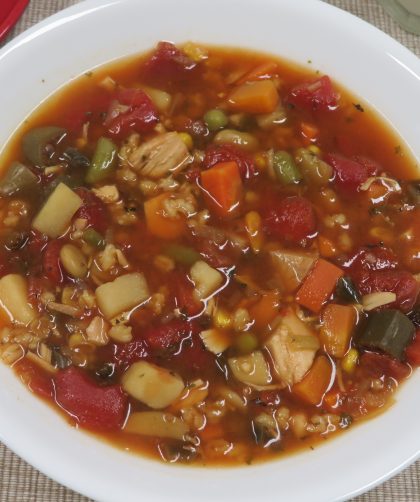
[0,1,419,501]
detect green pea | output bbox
[83,228,106,249]
[272,151,302,184]
[204,109,228,131]
[235,332,259,354]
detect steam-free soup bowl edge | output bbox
[0,0,419,501]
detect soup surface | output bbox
[0,41,419,466]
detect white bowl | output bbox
[0,1,419,501]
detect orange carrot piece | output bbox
[227,80,279,114]
[236,61,279,85]
[295,259,344,313]
[293,355,332,405]
[144,193,186,239]
[320,304,357,358]
[200,161,243,218]
[300,121,320,144]
[249,290,281,330]
[317,236,337,258]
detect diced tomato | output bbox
[16,359,54,399]
[286,76,338,112]
[324,153,368,195]
[192,237,236,268]
[203,144,256,180]
[406,331,420,366]
[359,352,411,380]
[347,246,398,276]
[106,88,159,137]
[42,240,63,284]
[352,155,381,176]
[54,366,128,431]
[103,338,150,372]
[263,196,317,243]
[74,188,109,234]
[142,41,197,85]
[143,319,200,353]
[174,274,202,316]
[356,269,418,313]
[173,332,216,375]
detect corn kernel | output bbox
[245,211,263,253]
[68,333,87,348]
[178,132,193,150]
[308,145,321,156]
[245,191,259,203]
[213,308,232,329]
[254,153,266,170]
[342,348,359,374]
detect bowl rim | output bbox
[0,1,419,501]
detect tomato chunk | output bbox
[106,88,159,137]
[42,240,63,284]
[54,366,128,431]
[359,352,411,380]
[263,196,317,243]
[174,274,202,316]
[324,153,368,195]
[143,319,200,353]
[286,76,338,112]
[406,331,420,366]
[74,188,109,234]
[142,41,197,85]
[203,144,256,180]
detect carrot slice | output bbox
[320,304,357,358]
[200,161,243,218]
[227,80,279,114]
[300,121,320,144]
[293,355,332,405]
[249,290,281,330]
[144,193,186,239]
[236,61,279,85]
[296,259,344,313]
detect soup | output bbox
[0,41,419,466]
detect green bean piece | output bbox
[272,151,302,184]
[204,109,228,131]
[83,228,106,249]
[22,126,67,166]
[295,147,332,186]
[164,244,201,266]
[0,162,38,196]
[85,137,117,184]
[235,332,259,354]
[336,276,361,304]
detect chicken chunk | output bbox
[128,132,190,179]
[265,310,319,387]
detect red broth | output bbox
[0,42,419,466]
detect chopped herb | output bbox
[395,145,402,155]
[84,71,93,77]
[307,59,312,64]
[353,103,364,112]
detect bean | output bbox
[214,129,259,151]
[295,148,332,186]
[272,151,302,184]
[59,244,88,278]
[204,109,228,131]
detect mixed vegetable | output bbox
[0,41,419,465]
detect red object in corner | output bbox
[0,0,29,42]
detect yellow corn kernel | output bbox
[308,145,321,156]
[213,308,232,329]
[178,132,193,150]
[342,348,359,374]
[254,153,266,171]
[68,333,87,348]
[245,211,263,253]
[182,42,208,62]
[369,226,394,245]
[245,191,259,203]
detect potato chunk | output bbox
[270,249,316,292]
[32,183,82,238]
[124,411,188,440]
[190,260,223,300]
[0,274,36,325]
[95,273,150,319]
[228,351,271,387]
[121,361,184,409]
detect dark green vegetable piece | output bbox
[85,137,117,184]
[164,244,200,266]
[336,276,361,303]
[83,228,106,249]
[272,151,302,184]
[358,309,415,361]
[61,148,90,169]
[0,162,38,196]
[22,126,67,166]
